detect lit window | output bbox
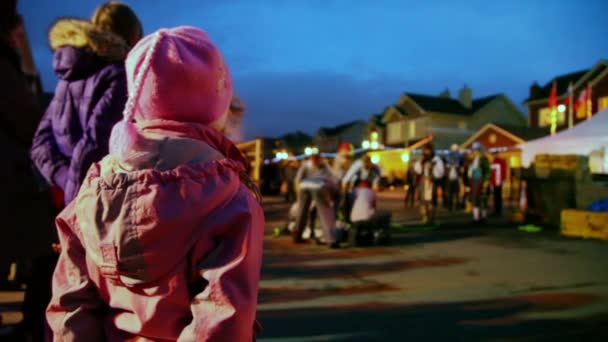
[599,96,608,112]
[387,122,404,143]
[538,107,565,127]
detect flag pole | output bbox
[587,83,592,120]
[568,82,574,128]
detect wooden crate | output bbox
[561,209,608,241]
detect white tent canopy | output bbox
[519,108,608,171]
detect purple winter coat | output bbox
[31,18,129,204]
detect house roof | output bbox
[524,60,608,103]
[369,114,386,127]
[403,93,500,116]
[493,124,549,141]
[278,130,312,141]
[462,123,550,148]
[524,69,589,102]
[318,120,366,136]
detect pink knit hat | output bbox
[123,26,232,125]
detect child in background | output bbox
[349,181,391,246]
[46,27,264,341]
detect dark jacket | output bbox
[30,18,129,204]
[0,40,54,261]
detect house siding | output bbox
[463,127,520,149]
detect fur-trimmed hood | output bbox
[49,18,128,62]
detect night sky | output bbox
[19,0,608,139]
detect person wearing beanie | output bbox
[46,26,264,341]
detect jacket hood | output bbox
[49,18,128,80]
[74,123,252,286]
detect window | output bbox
[409,121,416,138]
[599,96,608,112]
[387,122,404,144]
[538,107,565,127]
[488,133,497,144]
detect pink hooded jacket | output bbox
[46,119,264,342]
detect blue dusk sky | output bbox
[19,0,608,139]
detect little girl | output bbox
[46,27,264,341]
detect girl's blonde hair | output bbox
[92,2,142,46]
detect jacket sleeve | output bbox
[70,68,127,189]
[342,160,361,188]
[179,192,264,342]
[46,203,106,342]
[30,107,70,188]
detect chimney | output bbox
[529,81,542,100]
[459,85,472,109]
[439,88,451,99]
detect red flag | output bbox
[548,80,558,108]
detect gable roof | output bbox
[524,60,608,103]
[493,124,549,141]
[524,69,589,103]
[403,93,500,116]
[462,123,550,148]
[278,130,313,144]
[317,120,366,137]
[369,114,386,127]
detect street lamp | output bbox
[362,140,370,149]
[304,147,312,156]
[401,152,410,163]
[558,104,566,113]
[371,155,380,164]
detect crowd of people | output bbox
[279,140,509,238]
[1,1,263,341]
[408,142,508,224]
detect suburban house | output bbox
[462,123,548,167]
[379,86,527,149]
[314,120,367,153]
[524,59,608,131]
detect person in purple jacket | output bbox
[31,3,142,205]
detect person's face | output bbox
[363,158,373,170]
